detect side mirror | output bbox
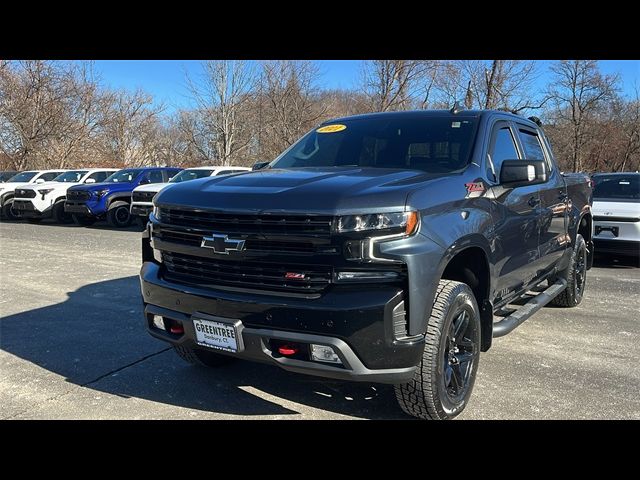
[85,178,96,184]
[500,160,547,188]
[35,178,45,184]
[252,161,270,171]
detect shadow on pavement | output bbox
[593,253,639,269]
[0,276,405,419]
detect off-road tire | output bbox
[174,344,235,367]
[52,201,72,223]
[395,280,481,420]
[551,234,587,307]
[1,200,19,220]
[107,204,131,228]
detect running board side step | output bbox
[492,279,567,338]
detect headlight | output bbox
[151,205,159,220]
[38,188,53,196]
[337,211,419,235]
[95,189,109,198]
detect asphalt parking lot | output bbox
[1,220,639,420]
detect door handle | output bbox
[528,197,540,208]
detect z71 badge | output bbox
[465,182,485,197]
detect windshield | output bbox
[270,116,479,173]
[593,175,639,200]
[7,171,38,183]
[104,169,141,183]
[53,170,89,183]
[170,169,214,183]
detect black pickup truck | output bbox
[139,109,593,419]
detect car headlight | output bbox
[336,211,419,235]
[95,189,109,198]
[38,188,53,196]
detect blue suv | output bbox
[65,167,182,227]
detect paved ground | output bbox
[1,220,639,420]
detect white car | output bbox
[592,172,640,257]
[130,166,250,219]
[12,168,118,223]
[0,169,68,220]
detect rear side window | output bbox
[146,170,165,183]
[489,126,519,180]
[518,130,546,161]
[86,171,108,183]
[39,172,63,181]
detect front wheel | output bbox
[2,201,19,220]
[395,280,481,420]
[107,204,131,228]
[52,201,72,223]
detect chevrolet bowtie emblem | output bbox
[201,234,246,254]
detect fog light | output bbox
[152,315,165,330]
[310,344,342,364]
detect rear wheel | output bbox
[174,344,235,367]
[72,214,96,226]
[1,200,19,220]
[551,234,587,307]
[107,204,131,228]
[52,201,72,223]
[395,280,481,420]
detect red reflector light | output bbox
[169,324,184,334]
[278,345,299,356]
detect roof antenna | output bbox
[450,101,464,114]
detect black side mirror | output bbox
[500,160,547,188]
[252,161,270,171]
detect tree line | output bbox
[1,59,638,173]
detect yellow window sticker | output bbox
[316,124,347,133]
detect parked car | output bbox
[0,171,19,182]
[0,170,68,220]
[139,109,593,420]
[591,172,640,257]
[12,168,118,223]
[65,167,182,228]
[130,166,250,221]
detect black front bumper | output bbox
[594,238,640,256]
[131,205,152,218]
[64,202,92,215]
[11,200,41,217]
[140,261,423,384]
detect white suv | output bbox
[0,169,68,220]
[130,166,250,220]
[592,172,640,258]
[12,168,117,223]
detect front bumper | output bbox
[594,238,640,256]
[140,261,423,384]
[130,202,153,218]
[64,201,97,216]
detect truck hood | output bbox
[154,167,440,214]
[19,181,78,192]
[133,182,170,194]
[0,182,34,193]
[68,181,136,194]
[593,200,640,219]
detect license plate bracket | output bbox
[191,313,244,353]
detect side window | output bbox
[86,171,107,183]
[39,172,62,182]
[146,170,164,184]
[163,169,179,182]
[518,130,545,160]
[488,126,519,181]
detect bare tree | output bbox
[361,60,430,111]
[547,60,619,172]
[186,60,256,166]
[99,89,164,167]
[259,60,325,159]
